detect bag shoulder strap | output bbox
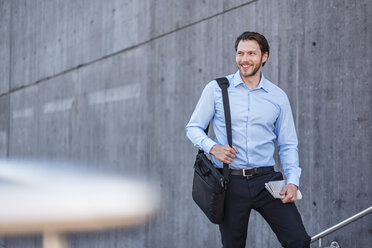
[199,77,232,182]
[215,77,232,148]
[215,77,232,182]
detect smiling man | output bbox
[186,32,311,248]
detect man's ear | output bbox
[262,52,269,63]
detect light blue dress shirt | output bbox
[186,70,301,186]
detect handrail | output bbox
[311,206,372,247]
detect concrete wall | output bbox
[1,0,371,247]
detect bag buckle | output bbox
[220,178,228,191]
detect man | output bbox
[186,32,311,248]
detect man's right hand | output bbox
[209,144,238,164]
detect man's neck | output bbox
[241,71,262,90]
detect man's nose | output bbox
[241,54,250,62]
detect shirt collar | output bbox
[232,70,269,92]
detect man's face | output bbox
[235,39,268,78]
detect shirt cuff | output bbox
[286,174,300,188]
[202,139,217,155]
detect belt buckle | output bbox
[242,168,257,178]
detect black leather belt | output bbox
[230,166,274,177]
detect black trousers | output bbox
[219,170,311,248]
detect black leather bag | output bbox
[192,77,232,224]
[192,152,227,224]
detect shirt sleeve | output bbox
[185,81,217,154]
[275,95,301,187]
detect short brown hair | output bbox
[235,32,270,66]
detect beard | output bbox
[239,56,263,78]
[239,63,261,78]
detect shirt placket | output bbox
[246,89,251,164]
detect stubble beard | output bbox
[239,56,263,78]
[240,63,261,78]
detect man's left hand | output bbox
[280,184,298,204]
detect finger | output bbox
[281,193,293,204]
[291,193,297,201]
[287,189,296,200]
[280,188,287,195]
[223,158,232,164]
[224,147,237,154]
[223,145,236,151]
[288,195,297,203]
[222,156,232,164]
[223,145,232,150]
[232,146,238,153]
[224,152,236,159]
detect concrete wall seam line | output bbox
[88,84,141,105]
[1,0,259,99]
[7,0,13,159]
[12,108,34,119]
[43,98,75,114]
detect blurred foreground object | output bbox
[0,159,159,248]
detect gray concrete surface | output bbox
[0,0,371,247]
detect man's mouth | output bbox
[241,64,252,69]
